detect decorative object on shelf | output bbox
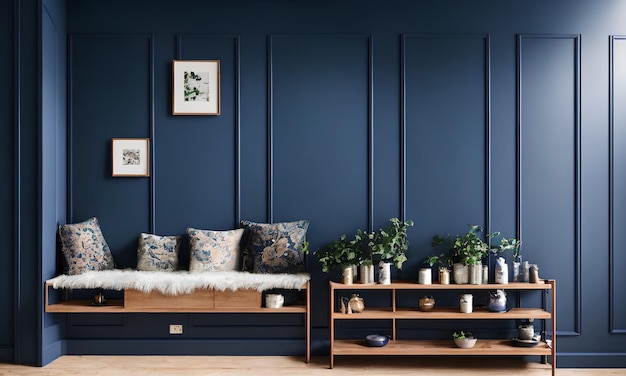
[453,331,477,348]
[518,320,535,340]
[172,60,221,115]
[482,265,488,284]
[523,260,530,282]
[459,293,473,313]
[439,268,450,284]
[495,257,508,284]
[418,295,436,311]
[418,268,432,284]
[92,292,106,306]
[348,294,365,313]
[453,263,469,284]
[512,335,541,347]
[111,138,150,177]
[359,264,375,284]
[378,261,391,285]
[468,263,483,284]
[265,293,284,308]
[369,218,414,271]
[488,289,507,312]
[423,251,451,284]
[529,264,540,283]
[342,265,355,284]
[365,334,390,347]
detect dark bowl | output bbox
[366,334,390,347]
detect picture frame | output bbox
[172,60,221,115]
[111,138,150,177]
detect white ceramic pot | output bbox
[418,268,432,284]
[454,337,477,348]
[265,294,284,308]
[453,263,469,284]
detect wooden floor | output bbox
[1,356,625,375]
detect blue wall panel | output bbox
[69,34,153,269]
[270,35,372,327]
[610,36,626,334]
[403,34,489,273]
[0,0,15,362]
[152,35,239,237]
[517,35,581,336]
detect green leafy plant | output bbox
[423,252,451,270]
[453,330,474,339]
[369,218,414,270]
[314,234,359,273]
[450,225,490,266]
[315,218,414,273]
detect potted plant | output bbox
[489,235,522,282]
[449,225,490,284]
[314,234,359,283]
[370,218,413,269]
[453,330,477,348]
[423,252,452,284]
[369,218,414,284]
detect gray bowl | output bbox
[366,334,390,347]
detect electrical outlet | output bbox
[169,324,183,334]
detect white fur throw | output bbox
[47,269,310,295]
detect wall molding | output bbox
[67,33,154,232]
[401,33,492,230]
[268,34,374,229]
[176,34,241,227]
[609,35,626,335]
[516,34,582,336]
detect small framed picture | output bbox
[111,138,150,177]
[172,60,221,115]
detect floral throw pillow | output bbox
[136,233,181,272]
[240,220,309,274]
[58,217,115,275]
[187,227,245,272]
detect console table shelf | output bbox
[329,279,556,375]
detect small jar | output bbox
[418,268,432,284]
[460,293,473,313]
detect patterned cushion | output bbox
[136,233,181,272]
[240,220,309,274]
[187,227,245,272]
[58,217,115,275]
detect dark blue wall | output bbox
[4,0,626,368]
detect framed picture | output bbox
[172,60,221,115]
[111,138,150,177]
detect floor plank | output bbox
[0,356,624,375]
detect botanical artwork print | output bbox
[58,217,115,275]
[136,233,181,272]
[184,71,210,102]
[122,148,140,165]
[187,228,244,272]
[240,220,309,274]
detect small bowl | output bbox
[454,337,477,348]
[366,334,390,347]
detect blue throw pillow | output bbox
[136,233,181,272]
[58,217,115,275]
[240,220,309,274]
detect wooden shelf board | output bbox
[330,281,553,290]
[332,307,551,320]
[45,301,307,313]
[332,339,552,356]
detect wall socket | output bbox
[169,324,183,334]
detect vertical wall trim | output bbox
[401,34,491,231]
[368,34,374,231]
[268,34,374,227]
[609,35,626,335]
[148,34,155,233]
[516,34,582,336]
[13,0,21,363]
[66,35,73,222]
[400,34,406,221]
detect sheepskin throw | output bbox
[47,269,310,296]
